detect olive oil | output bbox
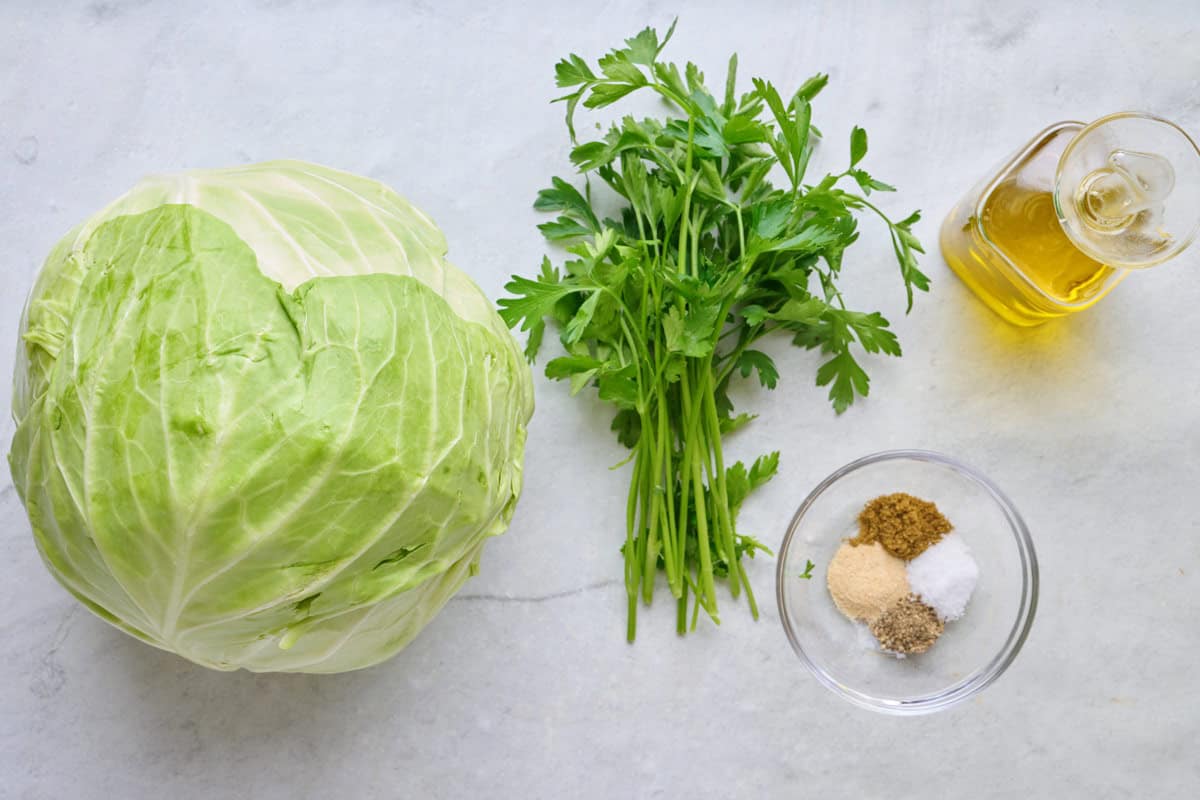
[941,114,1200,327]
[941,123,1122,326]
[980,171,1123,302]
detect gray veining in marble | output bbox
[2,1,1198,798]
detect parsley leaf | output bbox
[816,350,871,413]
[849,126,868,168]
[737,349,779,389]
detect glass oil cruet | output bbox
[940,112,1200,326]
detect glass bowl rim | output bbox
[774,449,1039,715]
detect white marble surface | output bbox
[2,1,1198,797]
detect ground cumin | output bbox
[869,595,944,655]
[851,492,951,560]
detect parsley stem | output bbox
[702,371,740,598]
[676,582,688,635]
[655,389,681,597]
[624,444,642,642]
[628,592,638,643]
[737,559,759,620]
[639,419,657,605]
[682,361,717,614]
[674,384,693,593]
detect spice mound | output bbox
[906,533,979,621]
[825,492,977,657]
[851,492,951,559]
[869,595,944,655]
[826,541,909,621]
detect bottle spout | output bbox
[1055,112,1200,269]
[1078,149,1174,231]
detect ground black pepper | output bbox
[868,595,944,655]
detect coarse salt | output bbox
[906,533,978,621]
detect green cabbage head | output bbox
[8,161,534,673]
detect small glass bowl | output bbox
[775,450,1038,715]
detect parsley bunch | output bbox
[498,22,927,640]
